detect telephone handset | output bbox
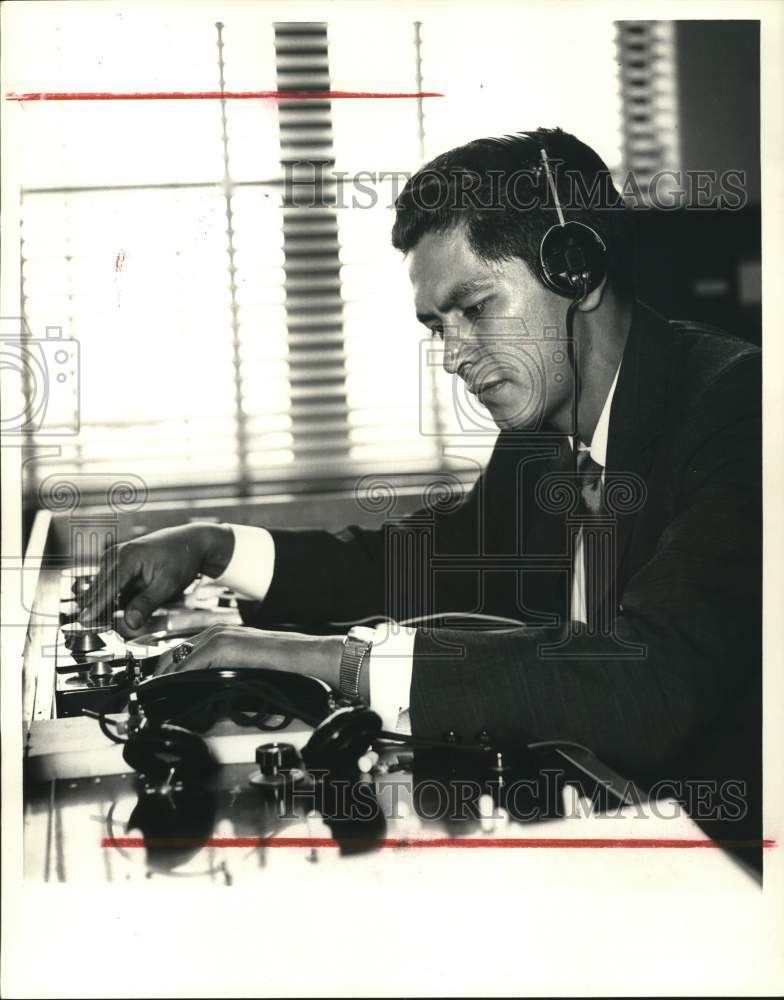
[78,623,341,733]
[134,666,337,733]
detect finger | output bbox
[71,539,121,606]
[113,609,161,640]
[121,572,178,634]
[79,547,127,628]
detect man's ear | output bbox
[576,273,608,312]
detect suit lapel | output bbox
[606,301,678,587]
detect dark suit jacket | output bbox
[244,301,762,854]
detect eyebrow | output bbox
[415,277,494,325]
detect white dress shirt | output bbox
[570,363,621,624]
[216,365,621,732]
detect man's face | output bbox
[408,226,575,433]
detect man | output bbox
[81,129,761,851]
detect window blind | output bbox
[328,20,445,471]
[274,22,350,471]
[17,9,450,498]
[15,8,637,501]
[18,9,283,495]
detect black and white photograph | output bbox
[1,1,782,996]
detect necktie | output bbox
[576,447,607,629]
[576,448,605,516]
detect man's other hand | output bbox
[153,623,345,693]
[79,522,235,636]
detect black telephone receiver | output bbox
[134,666,338,733]
[88,664,344,787]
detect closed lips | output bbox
[472,378,505,394]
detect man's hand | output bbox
[79,523,235,637]
[154,623,347,694]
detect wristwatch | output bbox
[339,626,375,702]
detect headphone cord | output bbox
[565,279,589,454]
[565,279,588,342]
[81,708,128,744]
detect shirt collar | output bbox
[573,362,622,465]
[588,362,622,467]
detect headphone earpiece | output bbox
[537,148,608,299]
[122,721,216,783]
[539,221,607,297]
[301,706,383,774]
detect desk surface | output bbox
[24,757,760,889]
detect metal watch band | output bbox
[339,626,375,701]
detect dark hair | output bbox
[392,127,634,296]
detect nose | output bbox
[442,323,476,378]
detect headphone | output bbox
[301,704,532,775]
[537,147,607,299]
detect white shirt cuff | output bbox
[368,622,417,733]
[212,523,275,601]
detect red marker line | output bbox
[102,836,777,850]
[6,90,443,103]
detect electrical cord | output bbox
[566,292,582,344]
[227,702,293,731]
[81,708,128,744]
[398,612,528,629]
[323,612,530,630]
[527,738,594,755]
[375,729,504,753]
[375,729,595,757]
[566,279,588,409]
